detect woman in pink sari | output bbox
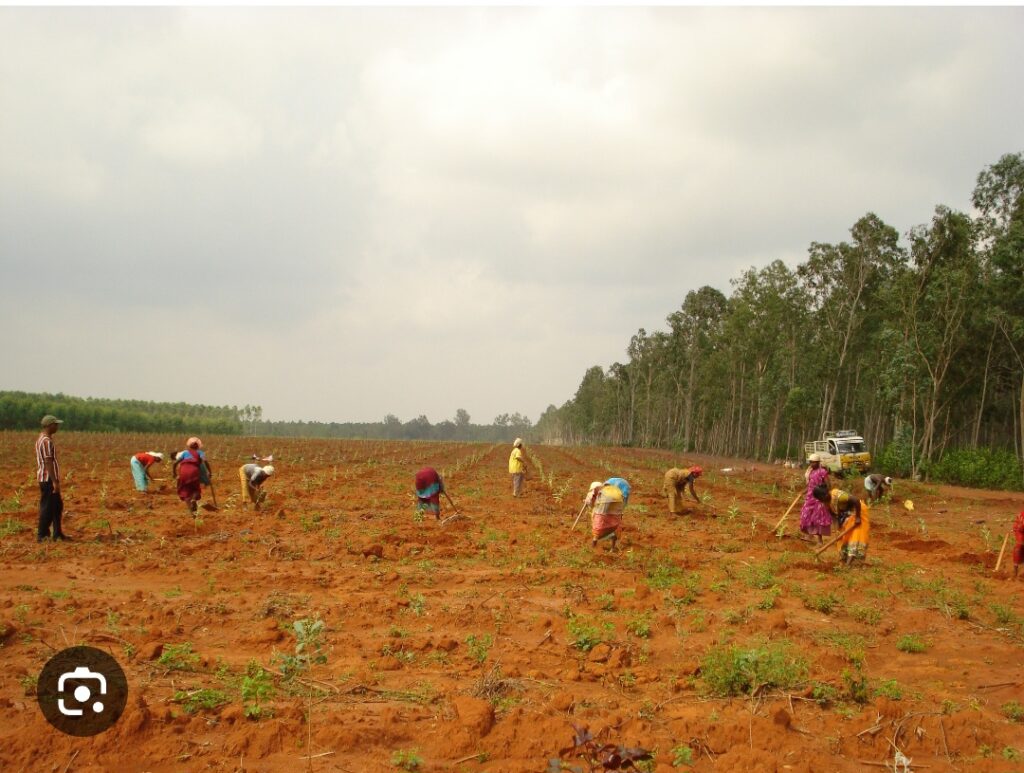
[799,453,831,543]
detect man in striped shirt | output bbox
[36,415,69,542]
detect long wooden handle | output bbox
[994,532,1010,573]
[571,502,588,530]
[208,480,218,507]
[814,522,857,556]
[772,493,804,532]
[444,490,459,513]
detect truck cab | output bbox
[804,430,871,475]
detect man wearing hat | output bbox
[663,466,702,515]
[35,415,70,542]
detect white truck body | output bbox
[804,429,871,475]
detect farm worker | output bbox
[1013,510,1024,578]
[799,453,832,543]
[172,437,211,515]
[130,451,164,492]
[35,415,70,543]
[587,477,630,550]
[812,485,870,565]
[863,473,893,504]
[239,464,274,510]
[509,438,528,497]
[663,467,702,514]
[414,466,446,520]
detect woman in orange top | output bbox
[813,485,870,566]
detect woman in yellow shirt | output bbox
[812,485,870,565]
[508,438,527,497]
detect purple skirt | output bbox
[799,495,832,536]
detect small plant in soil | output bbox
[241,660,275,719]
[896,634,927,653]
[626,612,652,639]
[1002,701,1024,722]
[804,592,840,615]
[700,639,808,697]
[843,664,870,704]
[391,747,423,771]
[465,633,493,665]
[671,744,694,767]
[567,615,613,653]
[548,724,652,772]
[158,642,200,672]
[173,688,230,714]
[874,678,903,700]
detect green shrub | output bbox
[896,634,927,653]
[1003,701,1024,723]
[626,612,652,639]
[849,604,883,625]
[875,679,903,700]
[465,633,493,664]
[926,447,1024,491]
[804,592,840,615]
[566,615,613,652]
[392,748,423,771]
[671,744,694,766]
[158,642,199,672]
[241,660,275,719]
[700,639,808,697]
[173,688,230,714]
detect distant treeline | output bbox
[256,410,533,442]
[0,391,252,435]
[535,152,1024,489]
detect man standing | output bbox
[508,438,527,497]
[36,415,69,542]
[863,473,893,504]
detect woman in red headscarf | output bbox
[663,466,703,515]
[172,437,210,515]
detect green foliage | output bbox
[849,604,883,625]
[465,633,493,665]
[875,679,903,700]
[391,748,423,771]
[626,612,652,639]
[158,642,199,672]
[278,617,327,678]
[895,634,927,653]
[0,390,248,434]
[810,681,839,706]
[843,665,870,704]
[803,592,840,615]
[241,660,275,719]
[671,744,694,766]
[700,639,808,697]
[566,615,613,653]
[926,447,1024,491]
[1002,701,1024,722]
[173,688,230,714]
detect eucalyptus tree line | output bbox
[535,153,1024,486]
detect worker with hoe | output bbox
[663,466,702,514]
[586,477,631,551]
[1013,509,1024,579]
[414,466,447,520]
[799,453,832,544]
[239,462,274,511]
[35,415,70,543]
[863,473,893,504]
[172,437,211,516]
[812,484,870,566]
[508,438,528,497]
[130,451,164,493]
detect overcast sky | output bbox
[1,7,1022,425]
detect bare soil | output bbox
[0,432,1022,772]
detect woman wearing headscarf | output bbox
[508,438,528,497]
[587,477,630,550]
[812,485,870,566]
[130,451,164,492]
[172,437,210,515]
[239,463,275,511]
[663,466,703,515]
[799,453,832,543]
[414,466,446,520]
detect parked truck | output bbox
[804,429,871,475]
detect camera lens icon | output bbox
[38,646,128,736]
[57,666,108,716]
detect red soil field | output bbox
[1,432,1022,773]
